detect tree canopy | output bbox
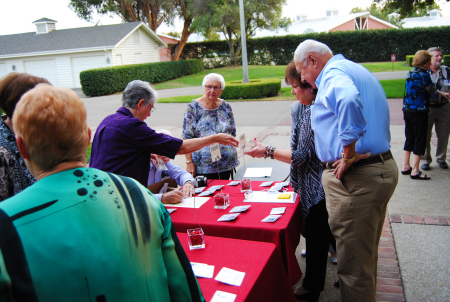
[69,0,176,31]
[372,0,448,18]
[350,1,442,27]
[192,0,291,66]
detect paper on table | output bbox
[191,262,214,278]
[270,207,286,215]
[262,214,282,222]
[215,267,245,286]
[211,291,237,302]
[243,167,272,178]
[164,197,210,208]
[244,191,297,203]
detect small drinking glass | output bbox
[214,193,230,209]
[187,228,205,250]
[240,178,252,193]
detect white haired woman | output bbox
[182,73,239,180]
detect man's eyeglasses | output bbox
[150,107,156,113]
[205,85,221,91]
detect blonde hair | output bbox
[13,84,89,171]
[412,50,432,67]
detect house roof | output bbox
[33,17,57,23]
[401,15,450,28]
[0,21,166,58]
[253,12,397,38]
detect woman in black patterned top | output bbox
[245,62,334,301]
[0,73,49,201]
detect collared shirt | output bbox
[89,107,183,186]
[0,168,204,301]
[403,67,435,112]
[312,54,391,162]
[429,65,450,107]
[148,161,194,201]
[0,116,36,201]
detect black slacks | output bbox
[302,199,335,293]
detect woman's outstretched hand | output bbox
[244,138,267,158]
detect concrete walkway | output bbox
[80,70,449,301]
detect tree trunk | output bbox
[171,17,193,61]
[225,27,238,66]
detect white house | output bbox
[253,10,397,38]
[401,9,450,28]
[0,18,167,89]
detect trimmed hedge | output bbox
[406,55,414,67]
[80,60,204,97]
[221,79,281,99]
[174,26,450,66]
[444,55,450,66]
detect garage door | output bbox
[24,59,59,86]
[0,63,7,79]
[72,56,107,88]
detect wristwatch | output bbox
[184,180,194,185]
[186,161,193,164]
[341,152,356,164]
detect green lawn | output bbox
[379,79,405,98]
[153,65,288,90]
[360,62,410,73]
[158,79,405,103]
[86,145,92,163]
[158,87,295,103]
[153,62,410,90]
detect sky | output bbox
[1,0,450,36]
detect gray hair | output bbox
[294,39,333,66]
[202,73,226,90]
[122,80,158,108]
[428,47,441,53]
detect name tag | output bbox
[444,80,450,86]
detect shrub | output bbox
[80,59,204,97]
[444,55,450,66]
[221,79,281,99]
[175,26,450,65]
[406,55,414,67]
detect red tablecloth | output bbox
[167,180,303,286]
[177,233,296,302]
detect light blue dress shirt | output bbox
[312,54,391,162]
[147,161,194,201]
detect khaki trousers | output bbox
[423,102,450,164]
[322,158,398,302]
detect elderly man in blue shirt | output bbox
[294,39,398,302]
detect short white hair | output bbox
[202,73,226,90]
[294,39,333,66]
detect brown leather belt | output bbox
[321,150,393,170]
